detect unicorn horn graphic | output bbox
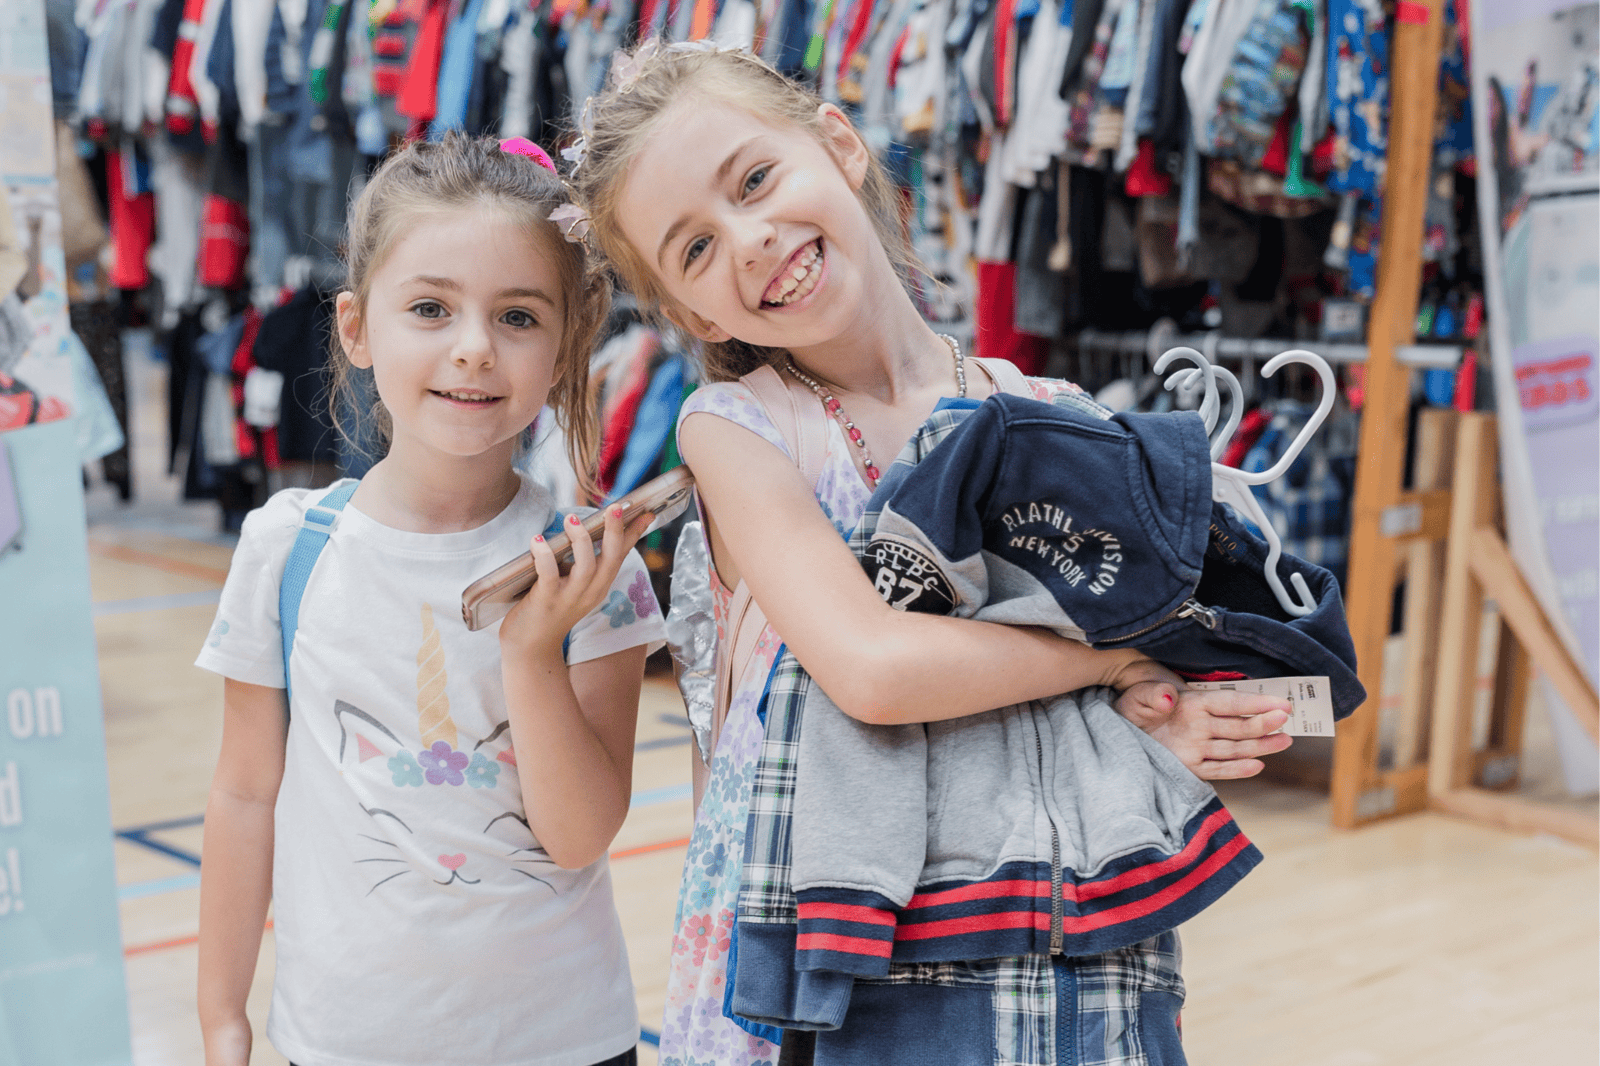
[416,604,458,750]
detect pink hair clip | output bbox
[498,137,558,173]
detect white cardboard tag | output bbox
[1185,676,1336,737]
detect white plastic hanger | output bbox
[1152,346,1221,433]
[1157,346,1337,618]
[1152,348,1247,460]
[1206,364,1245,459]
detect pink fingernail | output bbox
[1163,693,1173,705]
[612,507,624,518]
[533,535,544,543]
[568,514,580,525]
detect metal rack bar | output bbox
[1074,329,1464,369]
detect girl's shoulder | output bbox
[676,378,793,459]
[234,482,351,561]
[249,482,351,523]
[1021,375,1114,420]
[199,484,354,679]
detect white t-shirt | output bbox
[195,476,666,1066]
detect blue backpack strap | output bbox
[279,480,361,706]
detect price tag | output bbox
[1185,676,1336,737]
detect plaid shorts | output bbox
[801,931,1187,1066]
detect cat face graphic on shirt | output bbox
[332,603,558,895]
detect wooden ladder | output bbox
[1329,0,1453,829]
[1426,414,1599,846]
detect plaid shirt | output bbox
[738,405,990,936]
[735,397,1194,1065]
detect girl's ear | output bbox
[335,291,372,369]
[663,304,733,344]
[817,104,870,192]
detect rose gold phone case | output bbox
[460,466,695,631]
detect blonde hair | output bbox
[332,131,611,490]
[567,41,924,383]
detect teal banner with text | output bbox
[0,422,134,1066]
[0,0,135,1061]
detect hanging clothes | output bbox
[252,285,338,464]
[72,299,133,498]
[1205,0,1311,169]
[105,147,155,291]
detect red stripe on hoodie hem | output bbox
[893,832,1251,942]
[1067,809,1239,902]
[905,878,1053,909]
[797,931,895,957]
[797,902,897,926]
[904,807,1238,913]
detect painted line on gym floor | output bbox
[635,713,693,751]
[124,920,270,958]
[123,931,201,957]
[119,814,207,834]
[635,734,692,752]
[120,836,692,955]
[86,539,231,584]
[609,836,692,860]
[115,830,202,868]
[93,589,223,616]
[115,813,205,870]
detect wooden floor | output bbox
[88,344,1597,1065]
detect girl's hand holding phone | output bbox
[498,506,654,659]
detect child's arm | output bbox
[499,509,653,869]
[502,645,646,869]
[198,679,287,1066]
[681,414,1173,725]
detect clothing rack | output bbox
[1074,329,1464,369]
[1330,0,1462,830]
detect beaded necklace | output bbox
[784,335,966,487]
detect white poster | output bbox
[1469,0,1599,792]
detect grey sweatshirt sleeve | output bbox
[791,685,928,932]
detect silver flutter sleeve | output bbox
[664,520,718,763]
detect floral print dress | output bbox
[659,373,1085,1066]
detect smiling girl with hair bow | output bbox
[195,132,663,1066]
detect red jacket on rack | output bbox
[164,0,208,135]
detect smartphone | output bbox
[461,465,695,631]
